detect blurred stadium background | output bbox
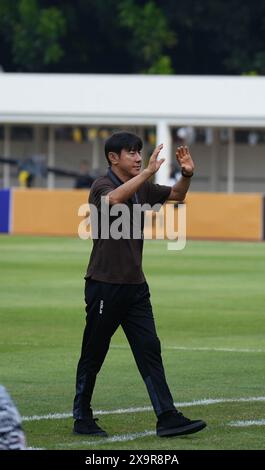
[0,74,265,241]
[0,0,264,451]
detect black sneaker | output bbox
[156,410,206,437]
[73,418,108,437]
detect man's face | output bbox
[116,148,142,178]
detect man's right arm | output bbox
[107,169,151,205]
[108,144,164,205]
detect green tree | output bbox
[161,0,265,75]
[51,0,133,73]
[1,0,264,75]
[118,0,176,73]
[0,0,66,71]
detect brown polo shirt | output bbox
[85,174,171,284]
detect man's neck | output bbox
[110,167,131,183]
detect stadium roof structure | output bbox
[0,73,264,128]
[0,73,264,189]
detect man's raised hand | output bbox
[176,146,194,176]
[146,144,165,176]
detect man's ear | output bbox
[108,152,119,166]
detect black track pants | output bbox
[73,280,175,419]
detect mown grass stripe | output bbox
[59,430,156,448]
[112,345,265,353]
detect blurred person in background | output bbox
[74,160,95,189]
[18,158,36,188]
[167,163,181,186]
[18,155,46,188]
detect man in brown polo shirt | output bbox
[73,131,206,438]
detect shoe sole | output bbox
[157,420,207,438]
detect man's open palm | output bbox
[147,144,165,175]
[176,146,194,175]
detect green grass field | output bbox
[0,235,265,450]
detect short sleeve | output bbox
[145,181,171,207]
[89,178,114,209]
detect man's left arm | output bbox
[168,146,194,201]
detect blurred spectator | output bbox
[248,131,258,146]
[0,385,26,450]
[18,158,35,188]
[176,126,195,146]
[74,160,95,189]
[167,163,181,186]
[18,155,46,188]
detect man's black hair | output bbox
[104,131,143,165]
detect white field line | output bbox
[228,419,265,427]
[32,418,265,449]
[26,447,46,450]
[59,430,156,448]
[111,345,265,353]
[23,412,72,422]
[22,396,265,423]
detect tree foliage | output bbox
[0,0,66,71]
[0,0,264,74]
[118,0,176,74]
